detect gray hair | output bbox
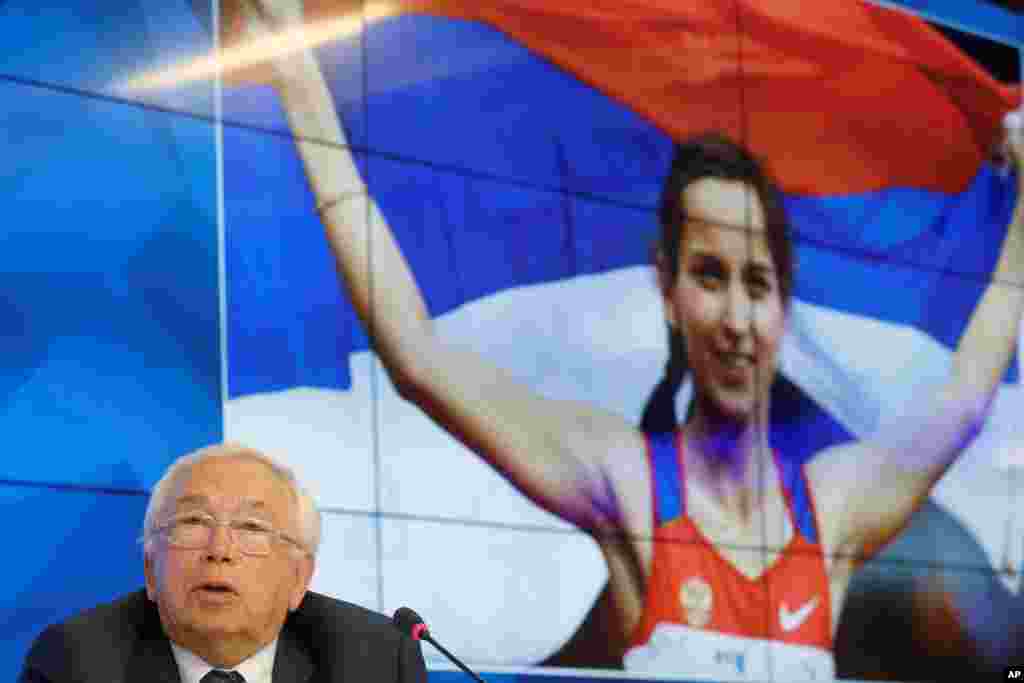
[142,442,321,557]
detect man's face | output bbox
[144,456,314,666]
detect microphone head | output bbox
[392,606,429,640]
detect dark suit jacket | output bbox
[19,589,427,683]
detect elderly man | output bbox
[20,443,426,682]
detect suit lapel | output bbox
[122,591,314,683]
[127,598,182,683]
[272,626,315,683]
[127,637,181,683]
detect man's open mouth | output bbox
[197,582,237,594]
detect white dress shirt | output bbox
[170,637,278,683]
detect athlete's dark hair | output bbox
[641,133,795,433]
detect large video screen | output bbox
[218,1,1024,680]
[220,2,1024,679]
[3,1,1022,682]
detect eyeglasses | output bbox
[154,513,306,557]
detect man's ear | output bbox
[144,551,157,601]
[289,555,315,611]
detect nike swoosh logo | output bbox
[779,597,819,632]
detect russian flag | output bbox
[223,0,1020,458]
[220,0,1023,667]
[224,0,1019,396]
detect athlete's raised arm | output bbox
[810,113,1024,563]
[233,0,645,533]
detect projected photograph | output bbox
[219,0,1024,680]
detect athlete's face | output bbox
[661,178,786,423]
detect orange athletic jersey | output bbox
[629,431,833,652]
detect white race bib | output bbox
[624,622,835,681]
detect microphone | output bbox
[392,607,487,682]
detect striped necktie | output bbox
[200,670,245,683]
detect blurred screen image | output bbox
[219,1,1024,681]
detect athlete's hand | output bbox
[999,107,1024,191]
[1002,106,1024,277]
[1005,108,1023,170]
[213,0,306,86]
[228,0,304,42]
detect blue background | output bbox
[2,1,1022,681]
